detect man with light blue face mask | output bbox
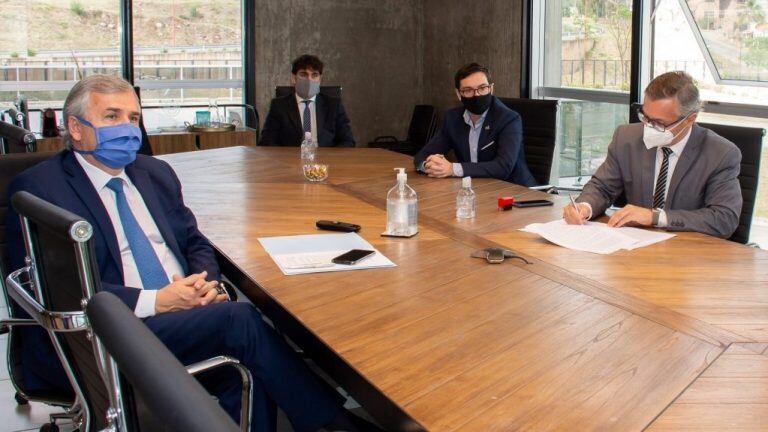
[6,75,380,432]
[260,54,355,147]
[563,71,742,238]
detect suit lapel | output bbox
[315,94,327,134]
[640,146,656,208]
[125,165,187,273]
[287,96,302,135]
[477,106,493,160]
[62,152,123,276]
[666,125,703,205]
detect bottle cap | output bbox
[394,167,407,183]
[462,177,472,188]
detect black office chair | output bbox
[275,85,343,99]
[699,122,765,245]
[369,105,438,155]
[0,152,77,432]
[5,191,253,431]
[132,86,154,156]
[86,292,241,432]
[0,121,37,154]
[499,97,560,186]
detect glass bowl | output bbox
[303,163,329,182]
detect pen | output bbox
[568,194,578,210]
[284,262,335,270]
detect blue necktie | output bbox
[302,100,312,134]
[105,178,169,290]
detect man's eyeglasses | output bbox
[458,84,493,98]
[633,103,688,133]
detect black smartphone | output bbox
[331,249,375,265]
[512,199,554,208]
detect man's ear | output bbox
[67,116,82,142]
[290,74,297,85]
[455,89,462,101]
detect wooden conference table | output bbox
[160,146,768,431]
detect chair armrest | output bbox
[529,184,554,191]
[0,317,38,334]
[5,267,88,332]
[368,136,399,149]
[186,356,253,432]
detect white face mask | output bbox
[643,125,675,149]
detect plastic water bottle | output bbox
[456,176,476,219]
[300,131,317,166]
[386,168,418,236]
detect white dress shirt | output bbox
[75,152,185,318]
[452,109,489,178]
[652,128,692,226]
[295,93,318,143]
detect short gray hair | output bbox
[61,74,138,149]
[644,71,702,116]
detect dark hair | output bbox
[291,54,324,75]
[454,63,491,89]
[645,71,701,115]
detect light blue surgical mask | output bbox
[73,116,142,169]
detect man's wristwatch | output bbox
[652,209,661,226]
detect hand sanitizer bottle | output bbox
[386,168,418,236]
[456,176,476,219]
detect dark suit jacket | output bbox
[5,150,220,391]
[6,150,221,310]
[260,93,355,147]
[577,123,742,238]
[413,96,536,186]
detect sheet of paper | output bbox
[520,219,674,254]
[258,232,396,275]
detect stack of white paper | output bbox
[520,219,675,254]
[258,232,396,275]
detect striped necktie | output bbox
[652,147,674,209]
[302,100,312,134]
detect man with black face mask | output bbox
[414,63,536,186]
[260,54,355,147]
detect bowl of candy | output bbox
[302,163,329,182]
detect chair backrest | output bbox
[699,122,765,244]
[275,85,343,99]
[499,97,560,185]
[133,86,154,156]
[0,152,56,308]
[10,191,108,431]
[87,292,240,432]
[0,121,37,154]
[406,105,438,151]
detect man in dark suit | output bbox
[260,54,355,147]
[6,75,373,432]
[414,63,536,186]
[563,71,742,238]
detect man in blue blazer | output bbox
[414,63,537,186]
[6,75,372,432]
[260,54,355,147]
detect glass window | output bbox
[652,0,768,245]
[536,0,634,185]
[0,0,121,133]
[132,0,244,131]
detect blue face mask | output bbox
[73,116,142,169]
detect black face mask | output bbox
[460,93,492,115]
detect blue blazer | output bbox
[414,96,537,186]
[6,150,221,311]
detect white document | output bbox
[258,232,396,275]
[520,219,674,254]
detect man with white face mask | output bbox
[563,71,742,238]
[260,54,355,147]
